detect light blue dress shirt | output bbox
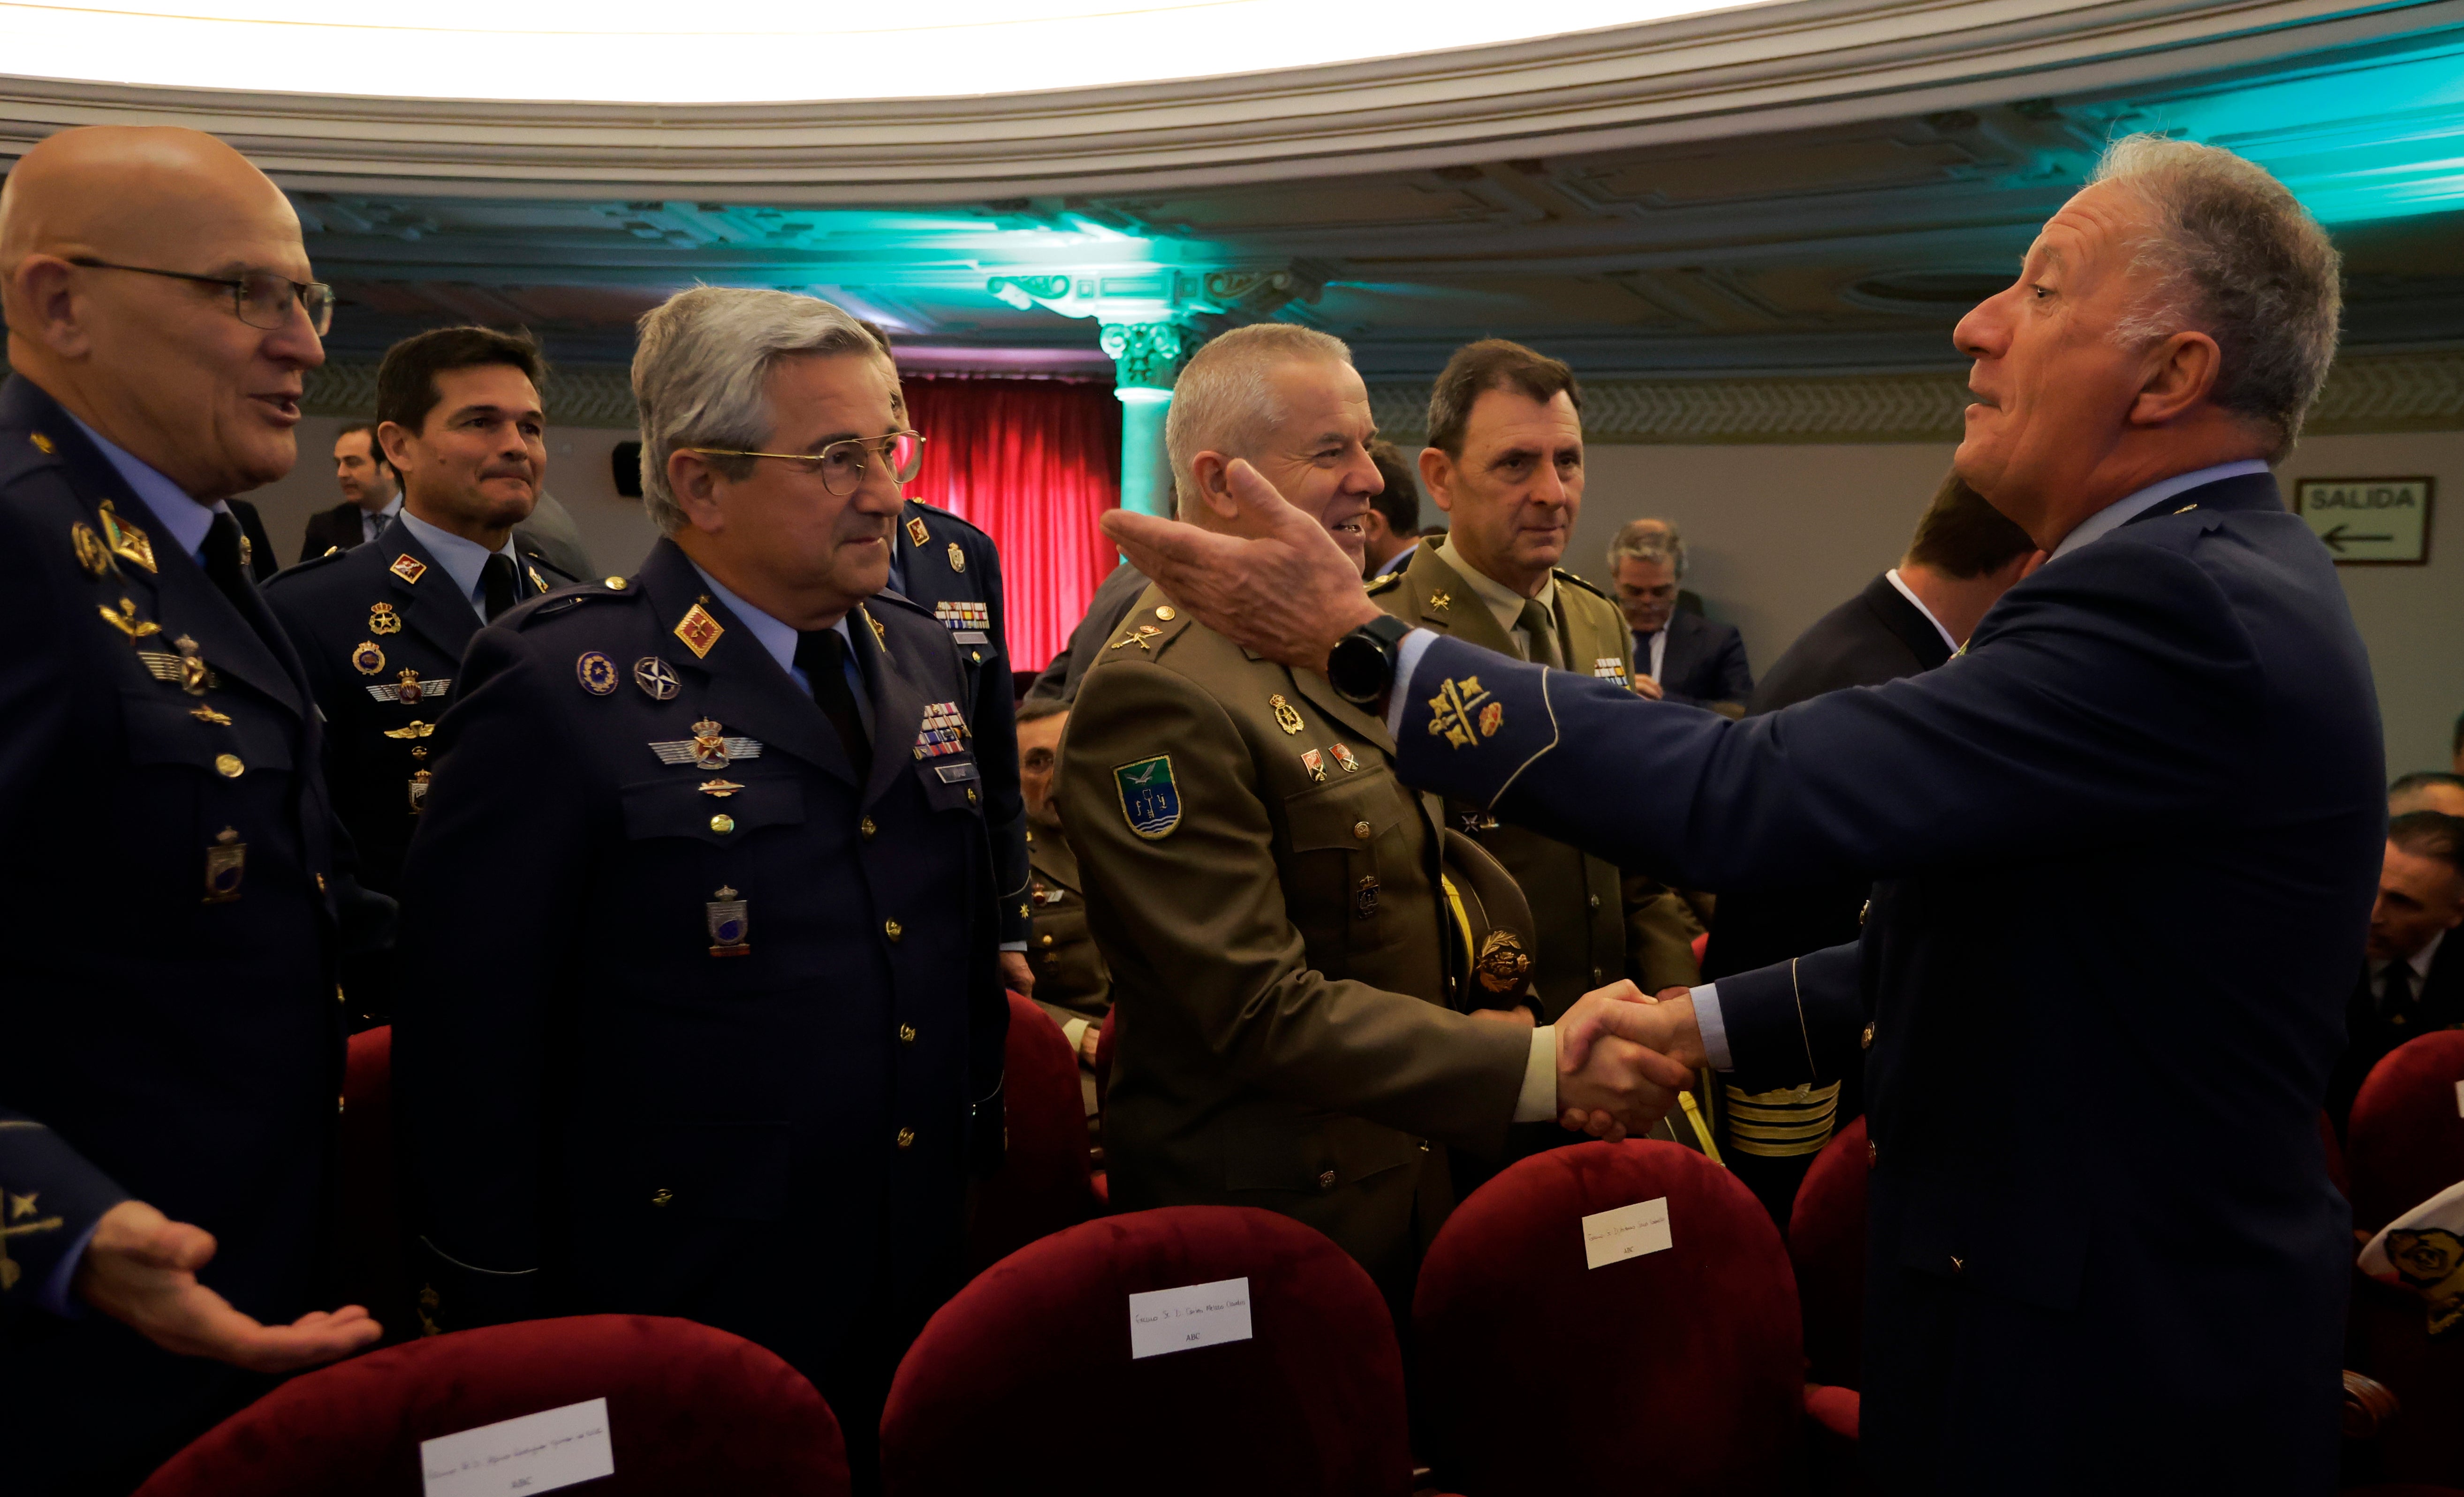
[397,509,524,622]
[66,415,224,564]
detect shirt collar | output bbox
[366,495,403,528]
[686,560,850,680]
[1440,538,1556,639]
[1884,567,1960,654]
[398,509,519,619]
[2049,460,2271,563]
[64,413,224,561]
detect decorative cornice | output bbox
[307,348,2464,439]
[3,0,2452,199]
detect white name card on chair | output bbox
[1583,1197,1673,1270]
[421,1397,614,1497]
[1129,1276,1253,1359]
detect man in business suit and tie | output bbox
[1360,439,1422,579]
[1103,135,2376,1495]
[1609,519,1750,713]
[0,124,381,1495]
[2327,811,2464,1132]
[298,422,399,560]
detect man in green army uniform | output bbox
[1016,695,1109,1137]
[1060,324,1690,1313]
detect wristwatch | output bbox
[1328,614,1414,705]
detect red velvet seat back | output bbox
[1789,1115,1869,1391]
[339,1025,409,1340]
[132,1315,847,1497]
[2350,1031,2464,1232]
[1415,1140,1805,1496]
[967,990,1096,1271]
[883,1205,1411,1497]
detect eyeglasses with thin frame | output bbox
[685,430,925,497]
[68,257,334,336]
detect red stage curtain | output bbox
[900,377,1121,673]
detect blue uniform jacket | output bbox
[0,376,348,1492]
[1397,472,2381,1494]
[393,537,1006,1399]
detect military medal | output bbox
[408,769,432,814]
[674,603,725,659]
[382,719,435,742]
[1269,694,1304,735]
[698,779,743,797]
[932,600,991,645]
[1475,930,1533,993]
[368,602,402,635]
[1354,875,1380,920]
[351,641,387,675]
[391,669,427,705]
[171,635,209,696]
[634,657,680,701]
[706,886,751,957]
[575,651,620,696]
[202,827,246,904]
[650,721,762,768]
[912,701,969,760]
[98,501,157,573]
[70,522,114,578]
[1301,748,1327,783]
[99,597,160,641]
[947,541,966,574]
[528,565,548,595]
[389,554,428,585]
[190,705,232,726]
[906,516,930,547]
[1329,743,1360,773]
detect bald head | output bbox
[1,126,320,501]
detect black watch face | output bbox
[1332,635,1387,701]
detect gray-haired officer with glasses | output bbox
[0,126,382,1494]
[394,286,1006,1487]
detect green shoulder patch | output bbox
[1113,755,1181,840]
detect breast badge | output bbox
[202,827,246,905]
[1114,755,1181,840]
[905,516,930,548]
[70,522,114,578]
[1329,743,1360,773]
[707,886,751,957]
[575,651,620,696]
[367,602,402,635]
[912,701,969,760]
[651,719,762,770]
[382,719,435,742]
[389,553,428,585]
[528,565,548,595]
[97,501,156,573]
[365,669,448,705]
[633,657,680,701]
[351,642,387,675]
[408,769,432,814]
[947,541,966,574]
[1475,930,1533,994]
[673,603,725,659]
[99,597,161,641]
[29,431,56,454]
[933,600,992,645]
[137,637,214,696]
[1425,675,1500,749]
[1269,694,1304,734]
[1355,875,1381,920]
[1301,748,1327,784]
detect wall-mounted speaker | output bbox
[612,440,643,498]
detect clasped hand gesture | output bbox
[1553,982,1710,1140]
[74,1199,382,1372]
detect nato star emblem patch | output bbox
[1114,755,1181,840]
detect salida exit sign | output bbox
[2293,476,2434,565]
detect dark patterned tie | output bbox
[2383,960,2419,1035]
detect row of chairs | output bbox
[139,1006,2464,1494]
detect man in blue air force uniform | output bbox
[1105,137,2380,1496]
[393,288,1003,1484]
[0,126,383,1496]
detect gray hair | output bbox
[1164,323,1352,517]
[2088,134,2342,460]
[1607,516,1685,579]
[632,286,883,533]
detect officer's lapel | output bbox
[642,542,859,787]
[1415,542,1520,659]
[855,604,929,810]
[1288,667,1394,757]
[1558,584,1632,679]
[376,521,481,666]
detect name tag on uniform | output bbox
[953,631,990,645]
[934,762,979,783]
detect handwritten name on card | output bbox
[1582,1196,1673,1270]
[1128,1276,1253,1360]
[2455,1079,2463,1119]
[421,1397,614,1497]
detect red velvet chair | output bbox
[1789,1115,1869,1392]
[882,1205,1412,1497]
[132,1315,848,1496]
[2348,1030,2464,1234]
[1414,1140,1817,1495]
[967,990,1100,1271]
[338,1025,411,1342]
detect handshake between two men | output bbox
[1550,983,1709,1140]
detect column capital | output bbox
[1099,321,1195,392]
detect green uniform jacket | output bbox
[1025,822,1110,1026]
[1059,586,1531,1285]
[1370,540,1700,1015]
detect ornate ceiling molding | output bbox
[4,0,2455,199]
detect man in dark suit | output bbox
[1607,517,1751,715]
[297,422,398,560]
[0,125,380,1495]
[1023,558,1145,705]
[1104,134,2373,1494]
[2328,811,2464,1132]
[265,328,578,1027]
[394,287,1004,1487]
[1360,439,1421,579]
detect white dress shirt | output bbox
[1884,567,1959,657]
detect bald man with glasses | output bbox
[0,126,381,1494]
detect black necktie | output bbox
[795,628,870,778]
[2383,960,2419,1034]
[480,554,520,621]
[201,511,251,610]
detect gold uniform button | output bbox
[214,753,244,778]
[336,1095,347,1116]
[1588,894,1601,910]
[859,817,877,839]
[1155,605,1177,621]
[650,1187,674,1207]
[898,1023,917,1044]
[1040,933,1054,947]
[1316,1169,1337,1190]
[896,1127,916,1150]
[1352,820,1373,840]
[606,576,628,590]
[884,919,903,942]
[710,814,735,834]
[966,788,978,805]
[1861,1022,1876,1050]
[1866,1141,1879,1168]
[315,872,328,893]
